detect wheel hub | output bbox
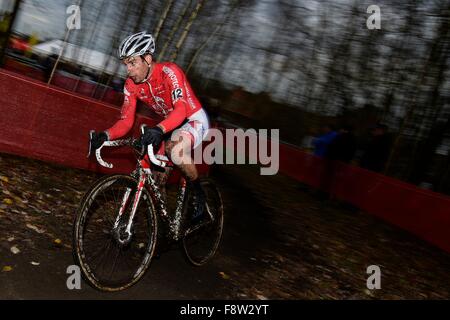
[112,223,132,246]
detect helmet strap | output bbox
[143,62,151,80]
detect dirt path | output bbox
[0,152,449,299]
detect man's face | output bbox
[123,55,151,83]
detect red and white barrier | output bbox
[217,125,450,253]
[1,68,449,253]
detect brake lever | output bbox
[87,130,95,158]
[137,124,149,159]
[132,139,147,159]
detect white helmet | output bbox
[118,31,155,60]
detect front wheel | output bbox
[182,179,224,266]
[73,174,158,291]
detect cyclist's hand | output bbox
[88,131,108,156]
[140,126,164,150]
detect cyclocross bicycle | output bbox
[72,125,224,291]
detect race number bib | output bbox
[171,88,183,101]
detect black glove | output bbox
[140,126,164,149]
[90,131,108,151]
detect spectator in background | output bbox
[326,125,356,163]
[318,124,357,200]
[301,135,314,152]
[313,124,337,158]
[360,123,392,172]
[312,124,336,199]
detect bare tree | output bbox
[0,0,22,65]
[158,0,192,61]
[154,0,175,42]
[186,0,239,74]
[170,0,206,61]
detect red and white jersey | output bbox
[106,62,203,140]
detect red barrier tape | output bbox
[3,58,46,82]
[4,60,124,106]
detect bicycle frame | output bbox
[94,137,189,242]
[139,162,188,242]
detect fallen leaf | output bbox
[10,246,20,254]
[7,236,15,242]
[12,196,26,208]
[256,294,269,300]
[0,176,9,183]
[2,266,13,272]
[364,289,374,296]
[29,205,41,212]
[54,239,62,246]
[26,223,46,234]
[219,272,230,280]
[31,261,40,266]
[2,198,13,205]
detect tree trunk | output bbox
[186,0,238,74]
[0,0,22,66]
[384,8,449,174]
[73,0,108,93]
[405,11,450,183]
[94,0,132,99]
[133,0,148,33]
[158,0,192,61]
[47,0,84,85]
[170,0,206,62]
[154,0,175,42]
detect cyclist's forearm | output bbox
[106,97,137,140]
[106,118,134,140]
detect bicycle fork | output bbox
[113,171,146,244]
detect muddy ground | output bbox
[0,152,449,299]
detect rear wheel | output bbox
[182,179,224,266]
[73,174,158,291]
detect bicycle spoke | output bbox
[84,234,110,250]
[107,244,122,280]
[182,181,223,266]
[92,196,115,227]
[86,244,108,264]
[86,233,112,262]
[89,237,114,275]
[111,186,124,220]
[100,193,118,227]
[74,175,157,291]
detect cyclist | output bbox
[89,31,209,222]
